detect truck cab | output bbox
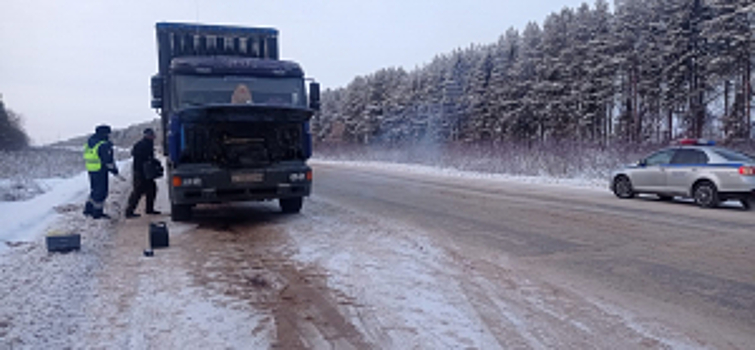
[150,23,319,221]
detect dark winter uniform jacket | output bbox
[131,137,155,180]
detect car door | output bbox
[631,149,676,192]
[666,148,709,194]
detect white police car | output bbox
[611,139,755,209]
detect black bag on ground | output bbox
[143,159,164,180]
[149,222,169,248]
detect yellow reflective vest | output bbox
[83,141,106,172]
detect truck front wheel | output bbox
[279,197,303,214]
[171,203,193,222]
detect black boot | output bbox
[125,211,141,218]
[83,202,93,217]
[146,209,162,215]
[93,212,112,220]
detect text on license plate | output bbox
[231,173,264,183]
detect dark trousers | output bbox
[126,176,157,213]
[84,171,109,217]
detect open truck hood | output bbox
[170,104,312,168]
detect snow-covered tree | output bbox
[314,0,753,149]
[0,97,29,151]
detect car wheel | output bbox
[613,176,635,199]
[658,195,674,201]
[741,198,752,211]
[171,203,193,222]
[280,197,303,214]
[693,181,720,208]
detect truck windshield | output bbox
[174,75,305,109]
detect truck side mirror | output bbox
[151,75,164,109]
[308,81,320,111]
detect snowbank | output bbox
[0,172,90,245]
[0,161,129,248]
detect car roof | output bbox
[667,145,754,163]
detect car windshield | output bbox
[644,149,674,166]
[174,75,306,109]
[712,148,754,162]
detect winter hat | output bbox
[95,125,112,135]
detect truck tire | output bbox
[279,197,303,214]
[171,203,193,222]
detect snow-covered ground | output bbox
[0,156,729,348]
[284,198,505,348]
[0,160,274,349]
[0,163,130,348]
[0,178,52,202]
[280,195,708,349]
[0,157,604,248]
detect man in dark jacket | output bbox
[125,128,160,218]
[83,125,119,219]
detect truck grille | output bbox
[181,122,304,168]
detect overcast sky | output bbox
[1,0,591,145]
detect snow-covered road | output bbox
[1,160,754,349]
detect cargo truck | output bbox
[150,22,319,221]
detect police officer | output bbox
[83,125,119,219]
[125,128,160,218]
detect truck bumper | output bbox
[169,162,311,205]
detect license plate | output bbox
[231,173,263,183]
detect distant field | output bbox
[313,143,647,182]
[0,148,84,180]
[0,147,130,201]
[0,118,160,202]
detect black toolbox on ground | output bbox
[149,222,169,248]
[46,232,81,253]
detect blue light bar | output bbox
[699,139,716,146]
[677,138,716,146]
